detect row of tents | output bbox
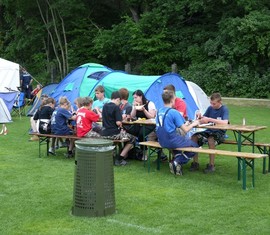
[0,58,210,124]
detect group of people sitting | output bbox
[29,83,229,175]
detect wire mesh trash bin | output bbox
[71,138,115,217]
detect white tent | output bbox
[0,98,12,123]
[186,81,210,115]
[0,58,20,92]
[0,98,12,135]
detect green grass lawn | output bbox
[0,105,270,235]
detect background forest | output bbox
[1,0,270,98]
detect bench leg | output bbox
[268,147,270,173]
[146,147,161,172]
[251,159,255,187]
[257,146,268,174]
[46,138,50,156]
[242,158,247,190]
[266,146,270,174]
[237,158,241,181]
[147,147,151,173]
[262,147,266,174]
[38,137,41,158]
[38,136,49,158]
[157,149,161,171]
[241,158,255,190]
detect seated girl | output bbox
[124,89,156,142]
[34,97,56,134]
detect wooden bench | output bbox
[30,133,129,158]
[139,141,267,190]
[30,133,82,158]
[223,139,270,174]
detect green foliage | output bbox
[1,0,270,97]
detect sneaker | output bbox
[142,155,148,161]
[189,162,200,171]
[120,159,128,166]
[204,164,215,173]
[65,151,74,158]
[55,145,59,150]
[48,147,55,156]
[114,159,128,166]
[175,162,183,176]
[169,161,176,175]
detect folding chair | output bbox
[12,92,26,117]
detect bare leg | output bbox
[30,116,38,133]
[191,135,199,163]
[120,143,133,158]
[69,139,75,152]
[207,136,216,166]
[51,137,56,149]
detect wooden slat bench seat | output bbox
[111,139,130,156]
[223,139,270,147]
[139,141,267,190]
[30,133,82,158]
[223,139,270,173]
[30,133,130,158]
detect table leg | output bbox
[252,132,255,153]
[142,125,146,167]
[237,131,242,152]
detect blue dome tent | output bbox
[50,63,112,108]
[88,71,199,119]
[50,62,200,119]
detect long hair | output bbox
[132,90,147,105]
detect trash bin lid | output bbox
[75,138,113,147]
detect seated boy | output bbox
[76,97,100,138]
[51,96,77,158]
[190,92,229,173]
[92,85,110,118]
[156,91,200,175]
[101,91,135,166]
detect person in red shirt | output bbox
[31,84,42,98]
[163,84,188,120]
[76,97,100,138]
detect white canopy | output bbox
[186,81,210,115]
[0,58,20,92]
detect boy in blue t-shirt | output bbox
[92,85,110,118]
[51,97,77,157]
[156,91,200,175]
[190,92,229,173]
